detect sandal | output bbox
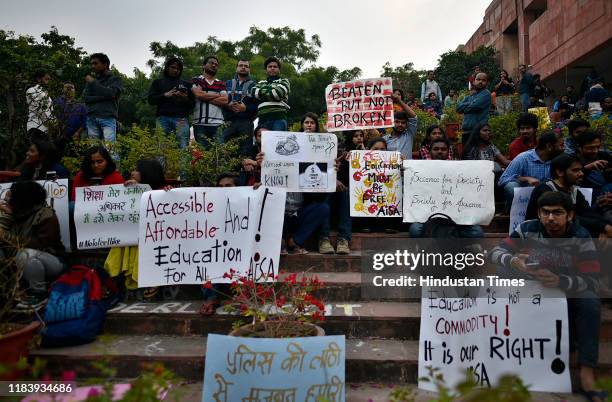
[199,299,220,316]
[288,245,308,255]
[578,389,608,402]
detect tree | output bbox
[435,46,500,94]
[381,62,426,97]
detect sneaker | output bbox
[336,238,351,255]
[14,292,48,311]
[318,238,335,254]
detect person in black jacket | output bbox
[525,153,612,238]
[83,53,123,145]
[147,57,195,149]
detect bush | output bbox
[488,111,520,155]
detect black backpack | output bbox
[422,213,461,238]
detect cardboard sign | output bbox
[509,186,593,234]
[349,150,402,217]
[0,179,70,251]
[402,160,495,225]
[74,184,150,249]
[261,132,337,193]
[325,78,394,132]
[419,282,571,392]
[138,187,285,287]
[203,334,345,402]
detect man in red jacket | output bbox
[508,113,538,160]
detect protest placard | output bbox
[349,150,402,217]
[261,132,337,193]
[419,282,571,392]
[509,186,593,234]
[138,186,286,287]
[203,334,345,402]
[0,179,70,251]
[402,160,495,225]
[74,184,150,249]
[325,78,394,132]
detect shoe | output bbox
[336,238,351,255]
[288,245,308,255]
[385,228,399,234]
[318,238,335,254]
[14,292,48,311]
[360,228,372,233]
[144,287,159,301]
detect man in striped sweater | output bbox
[250,56,290,131]
[191,55,228,148]
[490,191,604,399]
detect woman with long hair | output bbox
[71,145,124,200]
[20,140,69,181]
[462,123,510,173]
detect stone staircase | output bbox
[30,215,612,400]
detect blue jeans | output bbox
[193,125,220,149]
[284,202,330,247]
[520,93,530,112]
[87,116,117,143]
[568,292,600,368]
[157,116,190,149]
[409,223,484,238]
[320,191,352,241]
[259,118,288,131]
[503,180,521,211]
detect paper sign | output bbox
[74,184,150,249]
[203,334,345,402]
[418,282,571,392]
[325,78,394,132]
[509,186,593,234]
[138,186,285,287]
[402,160,495,225]
[261,132,337,193]
[349,150,402,217]
[0,179,70,251]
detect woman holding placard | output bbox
[70,146,124,201]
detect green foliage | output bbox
[488,111,521,155]
[185,135,243,186]
[381,62,426,96]
[414,108,441,149]
[436,46,501,94]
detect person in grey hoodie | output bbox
[83,53,123,144]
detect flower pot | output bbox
[445,123,460,140]
[229,321,325,338]
[0,321,41,380]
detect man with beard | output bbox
[148,57,194,149]
[498,130,564,209]
[456,72,491,136]
[525,154,612,238]
[508,113,538,160]
[191,55,228,148]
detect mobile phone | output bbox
[45,171,57,180]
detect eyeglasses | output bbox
[539,210,566,217]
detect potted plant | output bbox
[0,243,42,380]
[203,269,326,338]
[441,105,463,140]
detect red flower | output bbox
[202,281,213,289]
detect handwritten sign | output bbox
[138,186,285,287]
[0,179,70,251]
[402,160,495,225]
[509,186,593,234]
[261,132,337,193]
[325,78,394,132]
[419,282,571,392]
[349,150,402,217]
[74,184,150,249]
[203,334,345,402]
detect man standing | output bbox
[222,59,257,154]
[383,94,418,159]
[250,57,290,131]
[83,53,123,144]
[518,64,535,112]
[420,70,442,102]
[26,70,53,141]
[444,89,457,108]
[147,57,194,149]
[55,82,86,156]
[498,130,564,208]
[468,66,481,90]
[191,56,228,148]
[508,113,538,160]
[456,72,491,135]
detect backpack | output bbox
[41,265,119,347]
[422,213,461,238]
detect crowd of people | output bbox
[4,52,612,399]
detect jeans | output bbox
[520,93,530,112]
[259,118,288,132]
[222,119,254,155]
[568,291,600,368]
[193,125,220,149]
[17,248,65,292]
[320,191,352,241]
[503,181,521,211]
[157,116,190,149]
[284,202,330,247]
[87,116,117,143]
[409,223,484,238]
